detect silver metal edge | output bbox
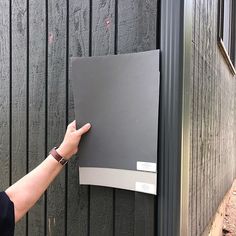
[180,0,192,235]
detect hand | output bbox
[57,120,91,160]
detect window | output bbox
[218,0,236,74]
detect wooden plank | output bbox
[196,1,202,235]
[11,0,27,235]
[205,0,210,231]
[90,186,113,236]
[192,48,198,236]
[190,2,197,234]
[209,0,216,220]
[201,0,207,231]
[189,42,195,235]
[27,0,46,235]
[191,1,198,233]
[134,193,155,236]
[114,190,134,236]
[193,1,201,234]
[116,1,157,236]
[117,0,157,54]
[67,0,90,235]
[203,1,210,228]
[47,0,67,235]
[92,0,115,55]
[115,1,137,235]
[89,1,115,235]
[0,0,10,190]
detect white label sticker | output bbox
[137,161,156,172]
[135,182,156,195]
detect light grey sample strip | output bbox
[79,167,157,195]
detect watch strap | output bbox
[49,147,68,166]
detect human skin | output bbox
[5,120,91,222]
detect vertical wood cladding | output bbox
[11,1,28,234]
[189,0,236,235]
[67,2,90,235]
[28,0,46,234]
[0,0,10,193]
[0,0,158,235]
[89,2,115,235]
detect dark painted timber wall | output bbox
[189,0,236,235]
[0,0,159,235]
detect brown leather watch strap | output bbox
[49,147,68,166]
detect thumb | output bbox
[76,123,91,136]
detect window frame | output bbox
[218,0,236,75]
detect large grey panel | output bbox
[72,50,159,193]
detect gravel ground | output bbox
[222,180,236,236]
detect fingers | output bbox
[68,120,76,131]
[76,123,91,136]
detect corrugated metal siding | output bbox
[189,0,236,235]
[0,0,159,235]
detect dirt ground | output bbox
[222,180,236,236]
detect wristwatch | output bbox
[49,147,68,166]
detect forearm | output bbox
[5,155,63,222]
[4,121,91,223]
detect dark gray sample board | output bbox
[72,50,160,195]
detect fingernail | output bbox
[86,123,91,127]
